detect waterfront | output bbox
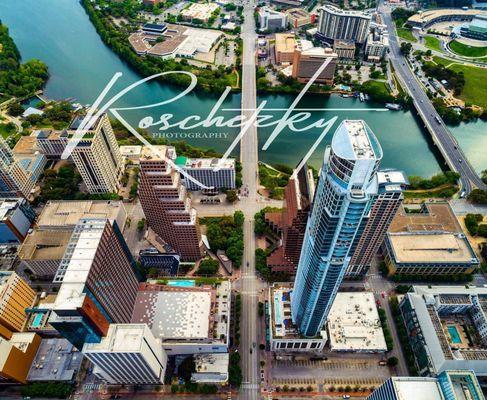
[1,0,484,176]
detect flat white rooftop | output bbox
[83,324,150,353]
[327,292,387,352]
[392,378,443,400]
[332,120,381,161]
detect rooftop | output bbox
[27,338,82,382]
[391,377,444,400]
[0,198,24,221]
[13,136,41,155]
[408,8,487,25]
[83,324,153,353]
[18,230,72,261]
[275,33,296,53]
[183,158,235,169]
[37,200,125,230]
[327,292,387,352]
[321,4,371,19]
[331,120,382,161]
[387,232,478,264]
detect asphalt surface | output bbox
[238,0,261,399]
[380,3,486,195]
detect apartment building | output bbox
[318,5,371,44]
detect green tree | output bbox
[7,102,24,116]
[197,259,219,275]
[226,189,238,203]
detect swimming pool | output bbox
[31,313,44,329]
[447,325,462,344]
[167,280,195,287]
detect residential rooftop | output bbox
[83,324,154,353]
[332,120,382,161]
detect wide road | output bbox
[238,0,261,399]
[380,3,486,195]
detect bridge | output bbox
[380,4,486,195]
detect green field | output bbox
[449,63,487,108]
[424,36,442,52]
[0,122,15,139]
[397,27,417,43]
[432,56,453,66]
[449,40,487,58]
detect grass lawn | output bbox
[397,27,417,43]
[432,56,453,66]
[449,40,487,58]
[0,122,16,139]
[424,36,442,52]
[448,63,487,108]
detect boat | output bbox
[341,93,350,98]
[385,103,401,111]
[359,92,365,102]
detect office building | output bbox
[346,169,407,277]
[401,286,487,376]
[18,229,72,280]
[291,44,337,84]
[176,156,236,191]
[34,129,68,159]
[139,248,180,276]
[0,332,41,383]
[383,203,479,276]
[68,114,124,194]
[258,7,287,31]
[50,218,139,349]
[266,165,315,275]
[268,283,326,352]
[131,281,230,355]
[0,136,20,197]
[365,25,389,62]
[291,120,383,337]
[37,200,127,232]
[367,370,485,400]
[460,15,487,41]
[333,39,356,60]
[0,271,36,336]
[83,324,167,385]
[275,33,297,64]
[27,338,83,382]
[318,5,371,44]
[327,292,387,352]
[0,197,35,244]
[180,3,219,23]
[138,146,203,261]
[285,8,315,28]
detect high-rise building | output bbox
[266,164,315,275]
[346,169,407,277]
[367,371,485,400]
[258,7,287,31]
[176,156,236,191]
[49,218,139,349]
[0,271,36,337]
[68,114,124,194]
[83,324,167,385]
[138,146,203,261]
[318,5,371,44]
[291,120,382,337]
[0,332,41,383]
[0,197,36,244]
[291,45,337,84]
[365,24,389,62]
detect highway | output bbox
[238,0,261,399]
[380,3,486,195]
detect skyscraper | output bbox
[346,169,407,277]
[138,146,203,261]
[68,114,124,194]
[49,218,139,349]
[266,164,315,275]
[317,5,371,45]
[83,324,167,385]
[291,120,382,337]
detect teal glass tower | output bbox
[291,120,383,337]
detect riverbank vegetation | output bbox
[404,171,459,198]
[199,212,244,267]
[0,24,48,102]
[81,0,238,94]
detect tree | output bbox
[400,42,412,56]
[137,218,146,232]
[197,259,219,276]
[226,189,238,203]
[7,102,24,117]
[178,356,195,383]
[387,356,399,367]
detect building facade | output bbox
[291,120,383,337]
[69,114,124,194]
[0,197,35,244]
[50,218,139,349]
[139,248,180,276]
[318,5,371,44]
[333,39,356,60]
[258,7,287,31]
[365,25,389,62]
[138,146,203,261]
[177,157,236,191]
[291,46,337,84]
[83,324,167,385]
[346,169,407,276]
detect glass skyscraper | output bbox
[291,120,383,337]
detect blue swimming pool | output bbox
[167,280,195,287]
[31,313,43,328]
[447,326,462,344]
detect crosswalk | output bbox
[82,383,100,393]
[241,382,260,389]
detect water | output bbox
[2,0,482,177]
[447,325,462,344]
[167,280,196,287]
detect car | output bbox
[343,395,351,399]
[381,292,385,298]
[253,342,256,348]
[250,348,253,354]
[247,261,250,267]
[459,158,463,163]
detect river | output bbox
[2,0,484,176]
